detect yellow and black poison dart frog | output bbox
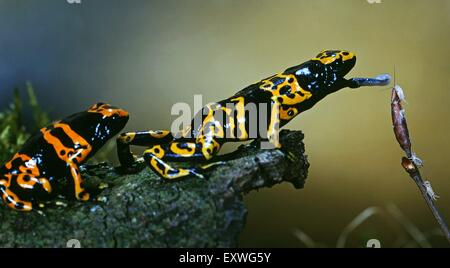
[117,50,390,180]
[0,103,129,212]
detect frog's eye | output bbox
[87,103,129,118]
[89,102,108,111]
[313,50,355,65]
[93,102,106,108]
[339,51,355,62]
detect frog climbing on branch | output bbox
[117,50,391,180]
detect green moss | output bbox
[26,82,50,133]
[0,84,50,163]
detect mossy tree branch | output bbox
[0,130,309,248]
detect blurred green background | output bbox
[1,0,449,247]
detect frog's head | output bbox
[68,102,129,149]
[312,50,356,77]
[287,50,357,95]
[87,102,129,137]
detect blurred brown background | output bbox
[1,0,449,247]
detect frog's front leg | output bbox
[67,162,90,201]
[143,137,222,180]
[266,98,282,149]
[117,130,174,167]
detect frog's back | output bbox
[228,82,273,104]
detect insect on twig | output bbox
[423,181,439,201]
[391,84,450,244]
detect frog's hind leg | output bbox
[117,130,174,167]
[143,138,222,180]
[0,185,33,211]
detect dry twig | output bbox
[391,85,450,243]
